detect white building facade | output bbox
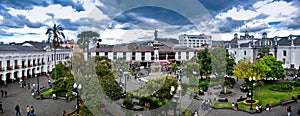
[0,41,72,85]
[89,42,198,67]
[178,34,212,48]
[228,32,300,75]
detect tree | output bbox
[46,24,66,80]
[233,58,253,80]
[211,46,227,80]
[257,47,270,59]
[226,50,236,76]
[95,56,122,100]
[255,55,284,79]
[77,31,100,58]
[197,48,211,78]
[50,61,72,80]
[170,62,178,74]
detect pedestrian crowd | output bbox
[14,104,35,116]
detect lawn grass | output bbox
[234,82,300,110]
[41,88,54,97]
[253,83,300,108]
[214,82,300,111]
[213,102,232,107]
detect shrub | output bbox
[123,97,134,109]
[181,109,192,116]
[270,83,293,92]
[290,80,300,87]
[224,77,236,86]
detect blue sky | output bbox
[0,0,299,44]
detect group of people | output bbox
[201,99,212,111]
[14,104,35,116]
[231,102,238,111]
[1,89,8,98]
[255,104,263,113]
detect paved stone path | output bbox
[0,76,75,116]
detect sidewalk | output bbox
[0,76,75,116]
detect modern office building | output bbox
[0,41,72,85]
[178,34,212,48]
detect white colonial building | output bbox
[0,41,72,85]
[178,34,212,48]
[228,31,300,75]
[89,30,199,67]
[89,41,198,67]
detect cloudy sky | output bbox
[0,0,300,44]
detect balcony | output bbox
[7,66,13,70]
[28,64,32,67]
[22,65,27,68]
[33,64,37,66]
[42,62,45,65]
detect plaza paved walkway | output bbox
[0,76,75,116]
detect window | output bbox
[96,52,99,55]
[290,64,295,68]
[234,51,236,55]
[244,51,246,55]
[282,58,286,64]
[283,50,286,56]
[105,52,108,56]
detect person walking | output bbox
[0,101,3,113]
[4,90,7,97]
[1,89,3,97]
[26,105,31,116]
[30,106,35,116]
[15,104,21,116]
[63,110,68,116]
[287,105,292,116]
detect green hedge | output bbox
[270,83,293,92]
[290,80,300,87]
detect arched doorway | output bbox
[27,69,31,79]
[32,68,36,77]
[14,71,18,82]
[6,73,12,83]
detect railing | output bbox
[42,62,45,65]
[28,64,32,67]
[33,64,37,66]
[22,65,27,68]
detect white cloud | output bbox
[8,0,107,23]
[257,1,296,17]
[216,6,259,20]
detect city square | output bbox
[1,0,300,116]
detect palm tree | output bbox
[46,24,66,80]
[77,31,100,59]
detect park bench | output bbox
[280,97,297,106]
[237,97,247,102]
[218,98,228,102]
[39,86,47,92]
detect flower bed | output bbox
[242,99,259,106]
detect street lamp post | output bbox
[193,71,197,93]
[73,83,82,116]
[249,77,255,111]
[37,74,40,95]
[124,72,128,94]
